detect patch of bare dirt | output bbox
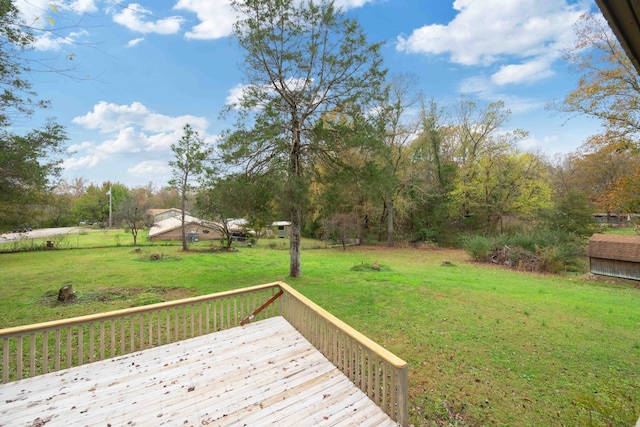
[39,287,196,306]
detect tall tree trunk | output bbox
[387,197,394,247]
[181,189,187,251]
[289,124,302,278]
[289,205,302,277]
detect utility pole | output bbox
[107,185,112,228]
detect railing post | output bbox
[397,365,409,427]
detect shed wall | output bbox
[590,257,640,281]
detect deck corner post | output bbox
[397,365,409,426]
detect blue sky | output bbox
[16,0,603,188]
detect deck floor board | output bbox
[0,316,399,426]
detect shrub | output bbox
[412,228,440,243]
[463,235,492,262]
[463,228,587,273]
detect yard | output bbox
[0,230,638,426]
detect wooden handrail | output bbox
[0,282,282,338]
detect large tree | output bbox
[376,73,421,247]
[560,134,640,214]
[449,98,524,229]
[115,193,146,246]
[406,99,457,241]
[0,0,67,229]
[169,124,210,251]
[556,12,640,143]
[222,0,385,277]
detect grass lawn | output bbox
[0,233,638,426]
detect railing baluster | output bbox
[89,325,94,363]
[190,305,195,337]
[29,334,36,377]
[129,316,135,352]
[99,321,105,360]
[120,319,126,355]
[2,338,8,383]
[16,336,23,380]
[156,311,161,346]
[42,331,48,375]
[55,329,61,371]
[382,359,388,412]
[78,327,83,367]
[165,309,170,345]
[148,312,153,348]
[138,314,144,350]
[110,321,116,358]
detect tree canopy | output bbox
[0,0,68,229]
[557,12,640,143]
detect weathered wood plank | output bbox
[0,316,398,427]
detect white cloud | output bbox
[491,57,556,86]
[62,153,102,171]
[96,127,146,154]
[72,101,209,135]
[334,0,376,10]
[225,83,248,106]
[69,101,212,174]
[65,0,98,13]
[67,141,94,153]
[145,130,184,152]
[142,113,208,134]
[16,0,97,20]
[73,101,152,132]
[128,161,172,177]
[174,0,373,40]
[396,0,588,82]
[32,29,89,51]
[15,0,95,51]
[127,37,144,47]
[113,3,183,34]
[174,0,236,40]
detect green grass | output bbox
[0,240,638,426]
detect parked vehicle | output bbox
[12,224,32,233]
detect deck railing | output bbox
[279,283,408,426]
[0,281,408,426]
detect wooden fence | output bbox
[0,281,408,426]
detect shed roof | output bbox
[588,233,640,262]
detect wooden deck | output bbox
[0,316,399,426]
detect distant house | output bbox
[270,221,291,238]
[148,215,222,241]
[593,213,639,226]
[588,234,640,281]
